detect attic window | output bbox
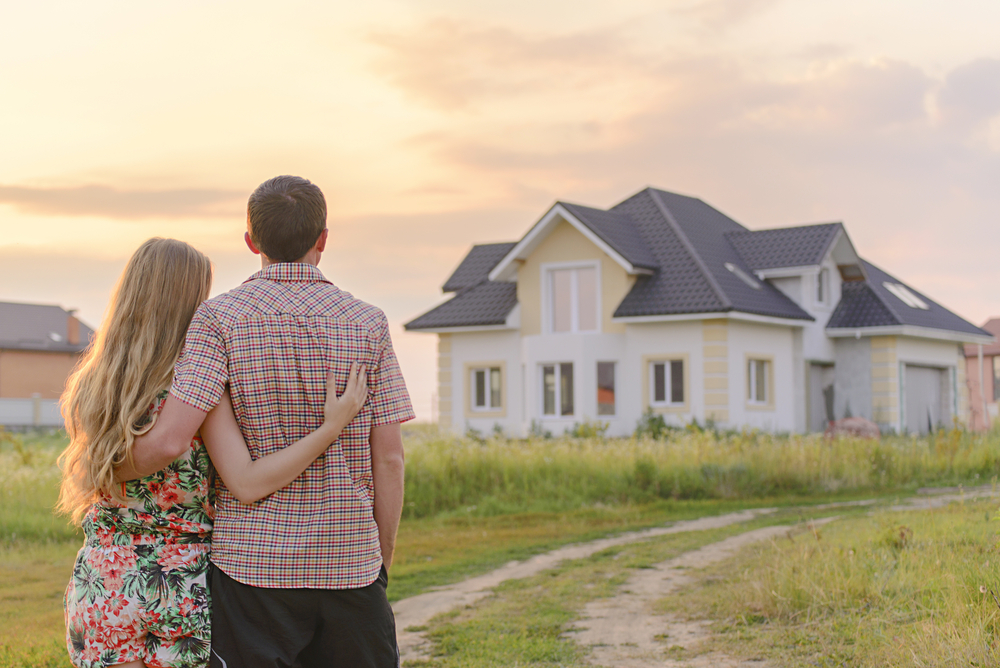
[883,282,929,310]
[724,262,761,290]
[48,332,63,342]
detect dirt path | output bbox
[569,519,836,667]
[392,508,777,662]
[392,486,997,665]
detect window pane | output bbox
[670,360,684,404]
[560,363,574,416]
[653,363,665,403]
[994,357,1000,402]
[817,269,825,302]
[597,362,615,415]
[490,368,502,409]
[577,267,597,331]
[755,360,767,402]
[551,270,572,332]
[748,360,755,401]
[543,366,556,415]
[475,370,485,407]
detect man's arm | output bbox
[370,422,405,569]
[116,394,208,481]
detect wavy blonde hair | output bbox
[57,238,212,523]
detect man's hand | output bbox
[370,423,405,569]
[116,394,209,481]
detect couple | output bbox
[58,175,414,668]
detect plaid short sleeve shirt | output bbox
[171,263,415,589]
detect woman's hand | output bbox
[322,362,368,435]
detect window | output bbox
[549,266,598,333]
[471,367,502,411]
[817,268,829,304]
[542,363,574,416]
[650,360,684,406]
[883,282,929,310]
[597,362,616,416]
[748,359,769,404]
[724,262,761,290]
[993,357,1000,402]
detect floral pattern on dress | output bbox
[65,391,215,668]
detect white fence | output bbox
[0,397,64,428]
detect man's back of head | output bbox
[247,175,327,263]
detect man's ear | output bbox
[245,232,261,255]
[315,228,329,253]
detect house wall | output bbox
[623,320,704,431]
[517,220,634,337]
[965,352,997,430]
[870,336,899,430]
[726,321,797,432]
[444,330,523,436]
[0,349,80,399]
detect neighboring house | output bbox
[405,188,992,436]
[963,318,1000,431]
[0,301,94,427]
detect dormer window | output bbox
[883,282,929,310]
[817,268,829,304]
[548,264,599,333]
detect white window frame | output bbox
[540,362,575,418]
[541,260,602,335]
[649,360,685,407]
[470,366,502,412]
[883,282,929,310]
[596,360,617,417]
[747,358,770,405]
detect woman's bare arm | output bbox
[200,363,367,504]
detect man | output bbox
[126,175,414,667]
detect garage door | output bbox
[905,365,949,435]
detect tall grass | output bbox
[402,425,1000,518]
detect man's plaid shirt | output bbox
[171,263,415,589]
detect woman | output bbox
[58,238,366,668]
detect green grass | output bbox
[660,499,1000,666]
[3,426,1000,667]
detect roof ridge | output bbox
[726,221,842,236]
[647,189,732,310]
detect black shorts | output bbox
[208,563,399,668]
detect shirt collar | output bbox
[244,262,332,285]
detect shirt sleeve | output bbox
[170,303,228,413]
[369,313,416,427]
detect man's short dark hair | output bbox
[247,176,327,263]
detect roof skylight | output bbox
[724,262,761,290]
[883,282,929,310]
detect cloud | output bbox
[0,184,245,219]
[672,0,783,31]
[938,57,1000,125]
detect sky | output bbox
[2,0,1000,421]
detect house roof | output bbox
[442,242,517,293]
[725,223,843,270]
[406,186,983,340]
[964,318,1000,357]
[826,261,990,338]
[404,281,517,330]
[608,188,812,320]
[0,301,94,352]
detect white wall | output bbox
[623,320,704,432]
[447,330,522,436]
[727,321,798,432]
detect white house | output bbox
[405,187,992,436]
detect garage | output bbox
[904,365,951,435]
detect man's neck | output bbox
[260,250,321,269]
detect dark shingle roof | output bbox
[405,281,517,330]
[610,189,813,320]
[559,202,658,270]
[0,301,94,352]
[726,223,842,270]
[826,260,989,337]
[442,242,517,292]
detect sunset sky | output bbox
[2,0,1000,420]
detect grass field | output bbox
[2,425,1000,667]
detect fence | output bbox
[0,397,64,428]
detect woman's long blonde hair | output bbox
[57,238,212,523]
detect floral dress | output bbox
[65,392,215,668]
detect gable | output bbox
[518,220,634,336]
